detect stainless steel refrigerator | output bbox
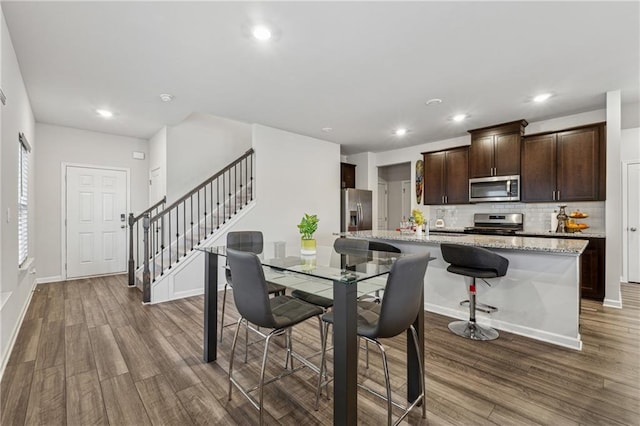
[341,189,373,232]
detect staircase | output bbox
[128,149,255,303]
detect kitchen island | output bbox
[346,230,588,350]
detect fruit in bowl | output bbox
[569,211,588,218]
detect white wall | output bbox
[148,126,167,205]
[166,113,251,203]
[34,123,149,281]
[238,124,341,245]
[621,127,640,159]
[1,10,36,372]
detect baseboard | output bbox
[424,302,582,351]
[0,278,38,381]
[35,275,64,284]
[603,298,623,309]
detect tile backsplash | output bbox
[428,201,605,233]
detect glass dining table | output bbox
[197,241,425,425]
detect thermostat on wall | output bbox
[132,151,145,160]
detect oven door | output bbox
[469,175,520,203]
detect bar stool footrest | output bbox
[448,320,499,341]
[459,299,498,314]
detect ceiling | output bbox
[2,1,639,155]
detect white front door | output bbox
[66,165,128,279]
[628,162,640,283]
[377,181,388,230]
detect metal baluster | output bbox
[168,210,172,269]
[250,152,254,201]
[197,190,201,243]
[160,213,164,276]
[211,180,215,232]
[190,195,194,250]
[228,169,232,220]
[183,202,187,257]
[203,184,208,236]
[175,206,180,263]
[234,164,237,215]
[135,221,140,267]
[244,156,248,206]
[151,219,156,282]
[222,173,225,224]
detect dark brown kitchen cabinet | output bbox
[422,146,469,205]
[522,123,606,202]
[468,120,528,178]
[340,162,356,189]
[581,238,605,301]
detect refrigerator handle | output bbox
[357,203,362,225]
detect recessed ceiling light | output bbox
[425,98,443,106]
[96,109,113,118]
[394,128,408,136]
[252,25,272,41]
[321,127,333,132]
[159,93,174,102]
[452,114,467,122]
[533,93,552,103]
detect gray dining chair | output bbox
[226,248,324,425]
[220,231,286,342]
[315,252,430,426]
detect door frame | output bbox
[622,159,640,283]
[61,163,131,280]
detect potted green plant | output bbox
[297,213,319,254]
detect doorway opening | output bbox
[377,162,411,231]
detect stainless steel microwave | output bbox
[469,175,520,203]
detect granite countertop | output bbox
[348,230,589,255]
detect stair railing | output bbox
[128,196,166,286]
[137,148,255,303]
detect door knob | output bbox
[631,227,637,232]
[121,225,126,229]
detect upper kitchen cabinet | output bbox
[340,162,356,188]
[422,146,469,205]
[521,123,606,202]
[468,119,528,178]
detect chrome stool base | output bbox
[448,320,499,341]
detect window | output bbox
[18,133,31,267]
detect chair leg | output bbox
[314,321,330,410]
[244,318,250,363]
[228,317,244,400]
[284,328,294,370]
[409,325,426,419]
[220,283,229,342]
[259,332,275,426]
[376,340,393,426]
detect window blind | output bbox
[18,133,31,267]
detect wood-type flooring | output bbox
[1,274,639,425]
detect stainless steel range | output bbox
[464,213,523,236]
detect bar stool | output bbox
[440,243,508,341]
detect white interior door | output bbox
[401,180,412,222]
[66,166,127,278]
[628,163,640,283]
[149,167,163,205]
[377,181,388,230]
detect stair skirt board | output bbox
[144,202,256,304]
